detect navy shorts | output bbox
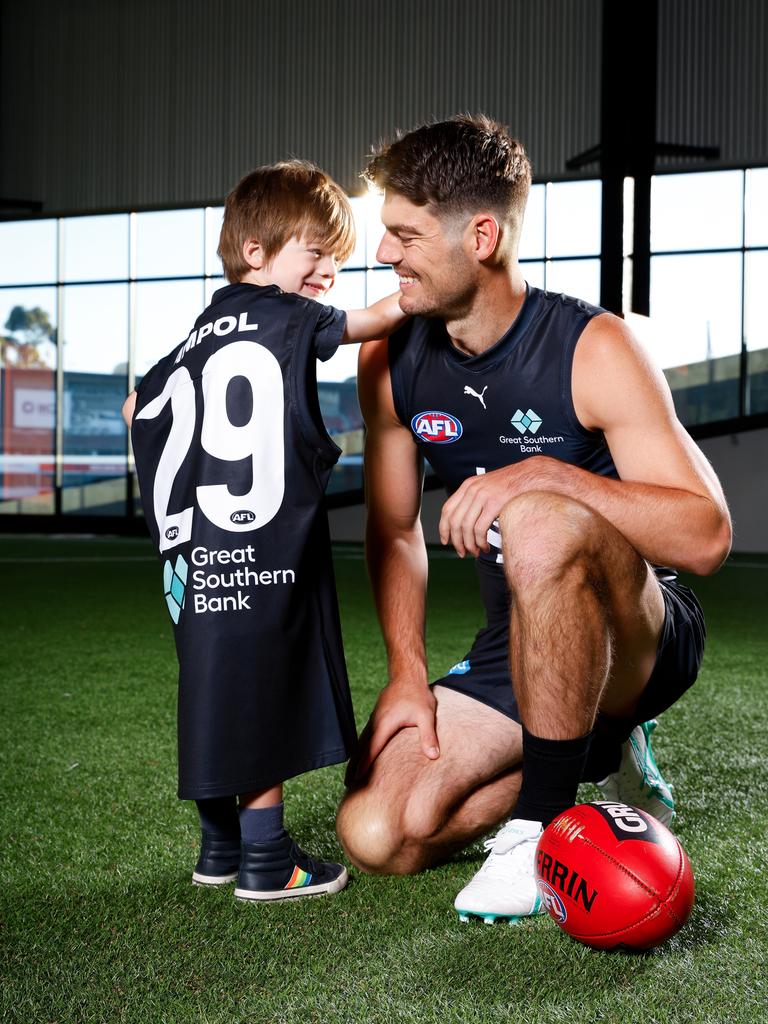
[433,558,706,726]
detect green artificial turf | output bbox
[0,536,766,1024]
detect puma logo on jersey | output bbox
[464,385,488,409]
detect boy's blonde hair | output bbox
[218,160,356,283]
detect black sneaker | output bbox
[234,832,348,901]
[192,831,241,885]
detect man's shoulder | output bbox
[532,286,605,323]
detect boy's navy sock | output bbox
[196,797,240,838]
[239,802,285,844]
[514,726,593,827]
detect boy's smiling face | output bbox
[246,234,339,300]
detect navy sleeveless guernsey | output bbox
[132,283,357,799]
[388,286,617,568]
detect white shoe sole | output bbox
[234,866,349,902]
[456,906,544,925]
[192,870,238,886]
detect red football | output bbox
[535,801,695,950]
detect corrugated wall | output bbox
[657,0,768,169]
[1,0,602,212]
[2,0,766,215]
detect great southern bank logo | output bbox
[411,410,463,444]
[163,554,188,625]
[511,408,542,435]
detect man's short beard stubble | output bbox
[401,230,479,321]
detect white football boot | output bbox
[454,818,545,924]
[596,720,675,825]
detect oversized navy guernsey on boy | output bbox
[388,286,618,569]
[132,283,357,799]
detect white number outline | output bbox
[135,342,285,550]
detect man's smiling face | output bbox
[376,192,478,319]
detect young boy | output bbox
[123,161,405,901]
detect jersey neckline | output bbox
[210,283,284,307]
[436,283,543,373]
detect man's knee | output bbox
[336,784,443,876]
[498,491,611,589]
[336,788,401,874]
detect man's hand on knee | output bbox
[346,681,440,784]
[439,457,563,557]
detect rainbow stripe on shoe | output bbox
[286,866,313,889]
[234,835,347,901]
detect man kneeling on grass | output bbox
[336,115,730,924]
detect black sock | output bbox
[581,714,636,782]
[515,726,594,827]
[196,797,240,838]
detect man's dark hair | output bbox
[363,114,531,231]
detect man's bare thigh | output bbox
[589,529,667,713]
[361,685,522,813]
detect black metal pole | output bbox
[599,0,658,315]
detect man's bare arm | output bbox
[348,339,438,780]
[439,314,731,575]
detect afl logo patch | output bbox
[230,509,256,525]
[411,410,463,444]
[165,526,179,541]
[537,881,567,923]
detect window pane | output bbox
[651,171,743,252]
[63,215,129,283]
[0,287,58,370]
[0,219,57,286]
[346,196,369,270]
[545,259,601,305]
[622,256,633,312]
[322,376,364,496]
[745,169,768,248]
[546,181,601,257]
[317,343,359,386]
[205,207,225,277]
[60,284,128,516]
[518,184,545,260]
[204,276,226,306]
[62,284,128,374]
[135,280,205,378]
[365,267,399,304]
[623,177,635,257]
[328,270,366,312]
[135,209,204,279]
[521,261,545,290]
[317,273,365,396]
[745,251,768,414]
[0,287,57,512]
[650,252,742,424]
[650,253,742,365]
[364,194,387,267]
